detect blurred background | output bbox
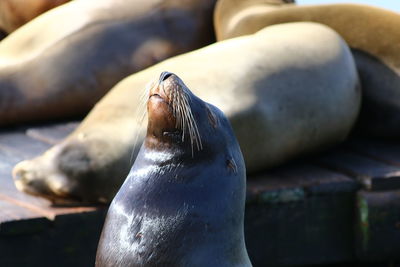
[298,0,400,12]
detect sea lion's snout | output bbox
[149,71,178,103]
[146,72,202,152]
[13,160,53,197]
[13,161,38,189]
[12,145,84,203]
[147,72,179,141]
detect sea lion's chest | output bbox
[101,158,227,265]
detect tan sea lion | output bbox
[95,72,251,266]
[0,0,216,125]
[214,0,400,137]
[13,22,361,204]
[0,0,71,33]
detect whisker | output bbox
[129,81,153,164]
[179,89,202,156]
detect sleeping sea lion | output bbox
[0,0,70,33]
[95,72,252,266]
[0,0,216,125]
[13,22,360,204]
[214,0,400,137]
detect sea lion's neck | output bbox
[144,133,201,159]
[145,134,181,150]
[142,148,178,166]
[139,141,188,169]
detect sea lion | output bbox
[214,0,400,137]
[95,72,251,266]
[0,0,71,33]
[13,22,360,204]
[0,30,5,41]
[0,0,216,125]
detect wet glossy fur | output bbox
[95,73,251,266]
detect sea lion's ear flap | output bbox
[206,106,218,129]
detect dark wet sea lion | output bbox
[13,22,360,204]
[214,0,400,137]
[95,72,251,266]
[0,0,216,125]
[0,0,70,33]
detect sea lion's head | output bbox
[12,137,121,205]
[144,71,243,171]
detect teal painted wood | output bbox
[355,190,400,261]
[246,164,359,266]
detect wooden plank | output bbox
[0,149,48,207]
[0,130,51,158]
[315,149,400,191]
[0,130,54,207]
[0,192,100,221]
[0,199,42,224]
[0,143,55,211]
[0,199,50,236]
[245,193,356,266]
[26,121,79,145]
[0,166,99,221]
[0,133,99,220]
[0,209,107,267]
[245,163,358,266]
[247,163,358,203]
[355,190,400,261]
[346,138,400,167]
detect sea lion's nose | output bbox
[13,160,46,192]
[159,71,173,83]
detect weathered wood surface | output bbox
[0,122,107,267]
[245,138,400,266]
[0,122,400,266]
[0,123,97,221]
[26,122,79,145]
[246,164,359,266]
[316,148,400,191]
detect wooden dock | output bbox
[0,122,399,266]
[0,122,107,266]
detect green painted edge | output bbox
[357,194,369,251]
[258,188,305,204]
